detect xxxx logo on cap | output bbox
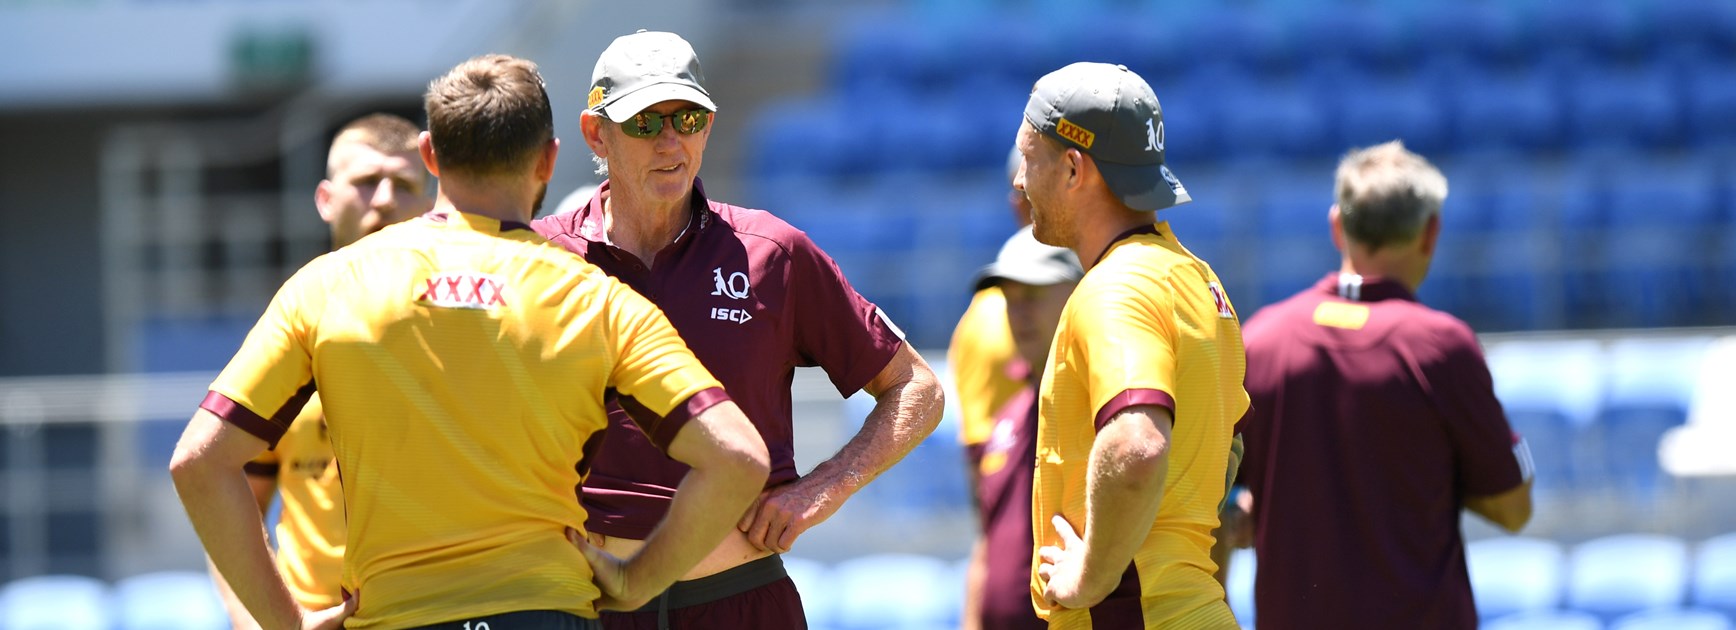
[587,86,606,109]
[1055,117,1095,149]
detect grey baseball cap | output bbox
[588,30,717,123]
[1023,62,1191,212]
[974,226,1085,291]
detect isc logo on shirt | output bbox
[417,272,507,309]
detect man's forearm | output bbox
[810,362,943,497]
[1080,411,1171,598]
[173,464,300,629]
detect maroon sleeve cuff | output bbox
[243,461,280,477]
[1094,389,1176,432]
[199,386,311,449]
[619,387,732,451]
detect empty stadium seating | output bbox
[742,0,1735,347]
[1468,537,1567,620]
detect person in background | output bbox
[1230,140,1533,629]
[961,227,1082,630]
[206,112,432,629]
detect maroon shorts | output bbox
[600,555,807,630]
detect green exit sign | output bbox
[229,26,313,92]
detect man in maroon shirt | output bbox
[1232,141,1534,629]
[533,30,944,629]
[961,226,1081,630]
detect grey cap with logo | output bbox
[588,30,717,123]
[1023,62,1190,212]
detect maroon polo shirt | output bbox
[1239,273,1525,630]
[532,179,905,539]
[965,387,1046,630]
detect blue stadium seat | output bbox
[1226,548,1256,628]
[939,75,1029,171]
[1290,3,1413,73]
[0,575,112,630]
[1410,2,1525,66]
[783,555,836,628]
[1523,0,1645,62]
[1565,67,1683,149]
[1485,340,1604,494]
[748,97,861,180]
[1684,62,1736,147]
[1485,609,1603,630]
[1332,75,1450,155]
[1180,6,1293,76]
[1653,0,1736,56]
[830,15,934,95]
[1593,337,1711,494]
[1569,534,1691,621]
[1422,152,1551,329]
[1467,537,1566,619]
[113,571,226,630]
[1155,84,1221,165]
[1241,166,1336,308]
[1695,533,1736,617]
[1215,81,1329,160]
[1451,70,1564,152]
[1163,171,1235,268]
[833,553,958,629]
[1556,154,1720,328]
[1612,608,1734,630]
[1600,159,1721,326]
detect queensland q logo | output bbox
[1146,119,1164,153]
[711,267,751,300]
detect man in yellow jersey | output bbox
[170,55,769,630]
[205,112,432,629]
[1014,62,1249,629]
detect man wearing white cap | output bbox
[533,30,944,629]
[1014,62,1249,628]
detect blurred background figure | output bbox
[204,112,431,629]
[958,226,1080,630]
[1231,141,1533,629]
[1,1,1734,628]
[950,147,1033,494]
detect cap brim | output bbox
[972,260,1081,292]
[599,82,717,122]
[1097,160,1192,212]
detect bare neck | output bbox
[1339,250,1423,294]
[1075,203,1155,272]
[435,178,536,225]
[603,187,694,264]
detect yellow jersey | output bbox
[949,286,1026,448]
[202,210,727,627]
[244,395,343,609]
[1031,223,1248,629]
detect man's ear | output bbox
[1418,212,1441,257]
[1063,148,1086,190]
[1328,204,1347,255]
[534,138,561,183]
[314,180,336,223]
[581,111,608,159]
[417,131,441,178]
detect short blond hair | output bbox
[326,113,421,178]
[1334,140,1449,250]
